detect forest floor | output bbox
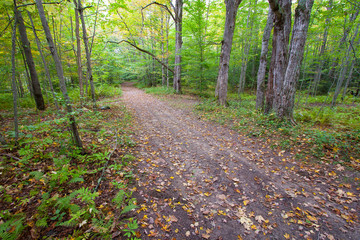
[121,82,360,240]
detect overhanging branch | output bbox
[17,0,64,8]
[108,40,174,74]
[142,2,175,21]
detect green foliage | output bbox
[0,213,25,240]
[145,86,175,95]
[195,92,360,166]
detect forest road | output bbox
[120,83,359,240]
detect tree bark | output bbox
[256,7,274,110]
[268,0,292,113]
[36,0,83,150]
[15,5,45,110]
[216,0,243,106]
[173,0,183,93]
[27,10,59,111]
[277,0,315,121]
[74,4,83,105]
[238,0,257,95]
[77,0,96,109]
[11,10,18,143]
[312,0,332,96]
[332,23,359,106]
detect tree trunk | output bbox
[161,9,166,86]
[277,0,315,121]
[74,5,83,105]
[238,0,257,95]
[15,6,45,110]
[11,10,18,143]
[268,0,292,113]
[312,0,332,96]
[27,10,59,111]
[328,9,359,80]
[256,7,274,110]
[36,0,83,150]
[77,0,96,109]
[216,0,243,106]
[166,14,170,88]
[332,23,359,107]
[173,0,183,93]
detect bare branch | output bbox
[17,0,64,8]
[142,2,175,21]
[108,40,174,74]
[0,17,14,38]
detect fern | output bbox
[29,171,44,180]
[121,203,137,215]
[112,190,125,207]
[0,216,25,240]
[35,217,48,227]
[69,177,84,183]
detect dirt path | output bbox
[121,84,359,240]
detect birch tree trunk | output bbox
[277,0,315,121]
[15,6,45,110]
[255,7,274,110]
[27,10,59,111]
[173,0,183,93]
[77,0,96,109]
[216,0,243,106]
[36,0,83,150]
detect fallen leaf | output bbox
[168,215,178,222]
[255,215,265,223]
[202,233,211,239]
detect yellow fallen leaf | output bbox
[284,233,290,239]
[243,200,249,206]
[307,215,317,222]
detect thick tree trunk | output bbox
[27,11,59,111]
[277,0,314,121]
[15,7,45,110]
[256,7,274,110]
[36,0,83,150]
[216,0,243,106]
[264,42,276,114]
[11,11,18,142]
[77,0,96,108]
[173,0,183,93]
[268,0,292,113]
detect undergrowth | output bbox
[0,87,139,239]
[194,94,360,169]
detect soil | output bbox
[121,83,360,240]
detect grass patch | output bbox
[195,92,360,169]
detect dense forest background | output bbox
[1,0,359,110]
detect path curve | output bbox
[121,83,359,240]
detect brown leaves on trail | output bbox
[121,86,360,240]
